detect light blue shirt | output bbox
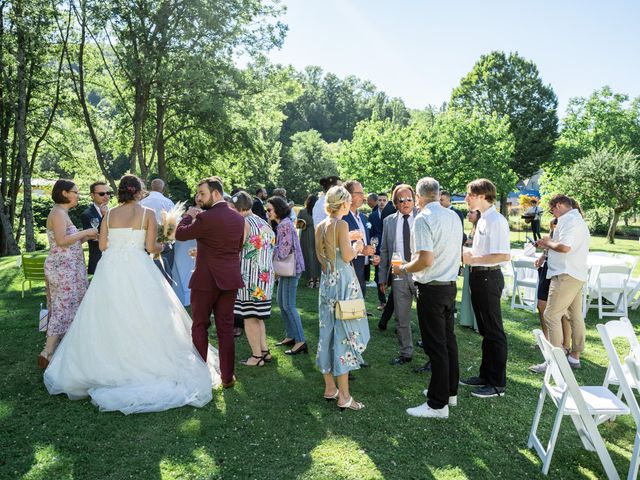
[411,201,463,284]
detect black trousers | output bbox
[417,282,459,409]
[531,219,542,241]
[469,269,507,388]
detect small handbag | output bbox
[335,298,367,320]
[273,224,296,277]
[38,303,49,332]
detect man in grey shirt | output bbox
[394,177,463,419]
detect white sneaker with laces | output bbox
[422,389,457,406]
[406,402,449,419]
[528,362,548,374]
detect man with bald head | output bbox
[141,178,176,280]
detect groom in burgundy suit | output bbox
[175,177,245,388]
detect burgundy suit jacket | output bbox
[175,202,245,292]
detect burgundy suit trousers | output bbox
[190,284,238,384]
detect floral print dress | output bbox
[44,225,88,337]
[234,215,276,320]
[316,220,370,376]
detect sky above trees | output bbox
[268,0,640,116]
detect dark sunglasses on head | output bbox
[398,197,413,203]
[95,192,113,197]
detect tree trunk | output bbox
[0,191,19,255]
[499,193,509,217]
[606,208,622,244]
[15,0,35,251]
[156,96,167,180]
[130,80,150,179]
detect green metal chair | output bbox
[21,251,48,297]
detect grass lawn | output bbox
[1,235,639,479]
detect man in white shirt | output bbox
[461,179,511,398]
[140,178,176,279]
[397,177,463,419]
[536,194,590,369]
[525,198,543,240]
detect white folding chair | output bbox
[591,251,615,258]
[615,254,639,274]
[623,357,640,480]
[625,275,640,311]
[501,261,514,300]
[510,259,539,312]
[528,329,629,478]
[585,265,631,320]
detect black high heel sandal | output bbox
[262,349,272,362]
[285,343,308,355]
[240,355,266,367]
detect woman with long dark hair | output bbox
[297,194,321,287]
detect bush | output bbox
[31,195,94,232]
[584,208,611,236]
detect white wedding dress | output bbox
[44,213,221,414]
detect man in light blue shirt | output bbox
[394,177,462,419]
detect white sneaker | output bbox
[422,389,457,406]
[528,362,548,374]
[406,402,449,419]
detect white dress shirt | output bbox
[471,205,510,266]
[546,208,590,282]
[312,196,327,227]
[92,203,103,218]
[394,211,415,262]
[411,201,463,283]
[351,210,369,265]
[140,191,175,223]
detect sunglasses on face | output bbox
[398,197,413,203]
[95,192,113,197]
[266,208,274,213]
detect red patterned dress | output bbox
[44,225,88,336]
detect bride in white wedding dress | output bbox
[44,175,220,414]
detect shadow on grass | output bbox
[1,268,639,479]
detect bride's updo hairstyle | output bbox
[117,174,144,203]
[324,185,351,215]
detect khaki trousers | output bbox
[544,274,585,353]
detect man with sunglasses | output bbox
[379,184,420,366]
[81,181,111,274]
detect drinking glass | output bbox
[391,251,403,280]
[90,218,100,231]
[370,237,379,259]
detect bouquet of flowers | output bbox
[157,201,186,244]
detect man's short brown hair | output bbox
[466,178,497,203]
[548,194,573,209]
[89,181,107,193]
[392,184,416,206]
[198,176,223,195]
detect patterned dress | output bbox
[44,225,88,337]
[234,215,275,320]
[316,220,370,376]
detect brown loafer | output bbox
[222,376,236,389]
[38,354,49,369]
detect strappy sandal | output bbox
[323,389,339,402]
[338,396,364,411]
[262,349,272,362]
[307,279,314,288]
[240,355,266,367]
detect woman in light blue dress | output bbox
[315,186,370,412]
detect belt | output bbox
[470,266,501,272]
[417,280,457,286]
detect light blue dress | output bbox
[316,220,370,376]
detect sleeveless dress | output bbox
[316,220,370,376]
[234,215,275,320]
[44,224,88,336]
[44,208,220,414]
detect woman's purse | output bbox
[273,223,296,277]
[335,298,366,320]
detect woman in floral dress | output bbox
[231,192,276,366]
[314,186,370,411]
[40,179,97,368]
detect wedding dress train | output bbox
[44,225,221,414]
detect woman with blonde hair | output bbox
[314,186,370,411]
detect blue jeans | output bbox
[277,273,305,342]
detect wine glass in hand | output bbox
[370,237,379,259]
[90,218,100,232]
[391,252,403,280]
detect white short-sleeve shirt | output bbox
[546,208,590,282]
[471,205,510,266]
[411,201,463,283]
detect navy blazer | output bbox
[80,204,102,274]
[368,206,382,254]
[342,210,370,295]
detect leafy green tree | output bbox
[450,51,559,180]
[336,119,419,193]
[282,130,338,203]
[553,87,640,171]
[546,147,640,243]
[421,110,517,196]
